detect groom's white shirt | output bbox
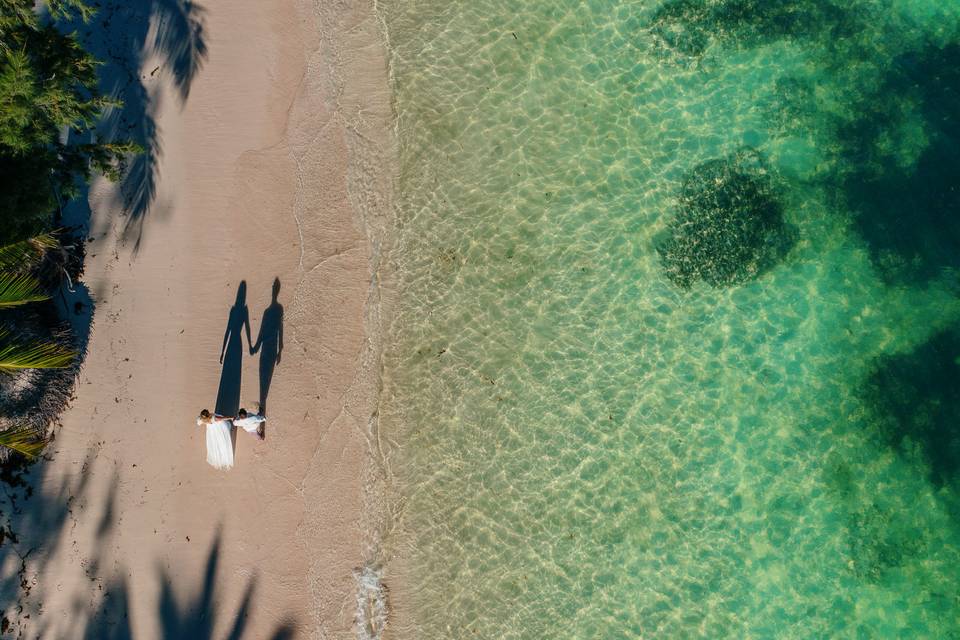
[234,413,266,433]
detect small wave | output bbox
[355,565,388,640]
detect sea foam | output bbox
[354,565,388,640]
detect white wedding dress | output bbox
[200,416,234,470]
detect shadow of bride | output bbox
[215,282,251,419]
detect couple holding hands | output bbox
[196,278,283,470]
[197,408,264,470]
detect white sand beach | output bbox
[0,0,393,637]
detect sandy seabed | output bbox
[0,0,395,637]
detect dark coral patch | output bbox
[650,0,857,60]
[650,0,714,59]
[658,148,795,288]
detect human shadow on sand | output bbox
[251,278,284,417]
[215,282,251,419]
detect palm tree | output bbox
[0,425,47,459]
[0,234,74,371]
[0,327,75,372]
[0,233,75,459]
[0,233,59,305]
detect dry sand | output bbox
[0,0,394,637]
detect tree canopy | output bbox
[0,0,135,243]
[0,1,129,459]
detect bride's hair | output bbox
[200,409,211,420]
[238,408,248,418]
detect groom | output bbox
[234,407,266,440]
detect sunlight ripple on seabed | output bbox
[379,0,960,637]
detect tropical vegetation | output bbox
[0,234,75,458]
[0,0,134,458]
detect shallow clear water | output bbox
[380,0,960,637]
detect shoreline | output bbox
[299,0,397,635]
[0,0,396,637]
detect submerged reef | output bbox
[846,500,926,582]
[649,0,712,58]
[650,1,960,284]
[843,327,960,580]
[832,41,960,285]
[760,32,960,285]
[861,328,960,492]
[825,453,927,582]
[658,148,795,288]
[650,0,857,60]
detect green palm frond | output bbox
[0,330,74,372]
[0,233,59,271]
[0,426,47,459]
[0,272,48,308]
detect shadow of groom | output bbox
[251,278,283,418]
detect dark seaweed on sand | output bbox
[657,147,795,289]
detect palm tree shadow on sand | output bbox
[251,278,283,419]
[215,281,250,419]
[67,0,209,252]
[155,530,296,640]
[1,458,298,637]
[79,530,297,639]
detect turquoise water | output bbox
[379,0,960,637]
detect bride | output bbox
[197,409,234,470]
